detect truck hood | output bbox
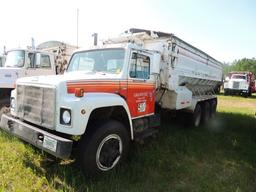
[0,67,25,88]
[229,79,247,83]
[16,71,122,86]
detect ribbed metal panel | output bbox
[16,85,55,129]
[232,81,240,89]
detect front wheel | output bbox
[79,120,130,177]
[248,89,252,97]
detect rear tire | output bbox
[190,104,202,127]
[202,101,210,124]
[210,99,217,118]
[79,120,130,177]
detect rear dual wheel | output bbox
[190,99,217,127]
[202,101,210,124]
[190,104,202,127]
[210,100,217,118]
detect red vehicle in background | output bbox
[224,71,256,97]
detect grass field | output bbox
[0,94,256,192]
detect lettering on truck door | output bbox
[127,51,155,118]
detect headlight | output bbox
[60,108,71,125]
[10,98,15,109]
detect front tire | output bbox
[248,89,252,97]
[79,120,130,177]
[224,89,229,95]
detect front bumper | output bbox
[224,88,249,94]
[0,114,73,159]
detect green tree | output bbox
[223,58,256,76]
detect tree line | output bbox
[223,58,256,76]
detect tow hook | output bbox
[7,120,14,130]
[38,134,44,143]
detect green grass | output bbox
[0,94,256,191]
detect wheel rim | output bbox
[96,134,122,171]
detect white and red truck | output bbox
[0,29,223,176]
[224,71,256,97]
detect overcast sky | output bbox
[0,0,255,62]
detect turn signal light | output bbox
[75,88,84,97]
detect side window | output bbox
[39,54,51,68]
[130,53,150,79]
[28,53,34,67]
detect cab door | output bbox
[127,51,156,118]
[26,53,55,76]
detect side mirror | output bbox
[151,53,161,75]
[35,53,41,67]
[225,76,230,81]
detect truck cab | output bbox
[224,72,255,97]
[0,49,56,105]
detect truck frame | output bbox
[0,29,222,176]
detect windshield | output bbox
[67,48,125,74]
[231,74,247,80]
[5,50,25,67]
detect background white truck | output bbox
[224,71,256,97]
[0,49,56,106]
[0,42,77,106]
[0,28,223,176]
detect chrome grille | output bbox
[16,85,55,129]
[232,81,240,89]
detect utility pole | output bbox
[3,46,6,55]
[76,8,79,48]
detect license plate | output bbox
[43,136,57,152]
